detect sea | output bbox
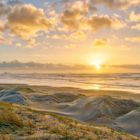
[0,72,140,93]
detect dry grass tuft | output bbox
[0,134,14,140]
[0,109,23,127]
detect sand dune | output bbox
[116,107,140,137]
[0,85,140,138]
[0,89,28,105]
[58,96,140,123]
[31,92,83,104]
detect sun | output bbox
[91,59,102,70]
[88,54,106,71]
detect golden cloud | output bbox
[129,11,140,22]
[87,15,125,31]
[15,42,22,47]
[60,0,91,30]
[0,21,5,31]
[6,4,52,39]
[64,44,76,49]
[87,16,112,30]
[61,2,125,32]
[90,0,129,9]
[0,34,4,43]
[92,39,108,47]
[128,0,140,6]
[48,30,86,41]
[63,0,140,10]
[70,31,86,40]
[0,0,135,46]
[126,36,140,43]
[132,24,140,30]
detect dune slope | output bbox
[0,89,28,105]
[59,96,140,123]
[116,107,140,137]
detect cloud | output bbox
[111,17,126,29]
[87,15,125,31]
[69,31,86,41]
[125,36,140,43]
[64,44,76,49]
[0,60,140,71]
[62,0,140,10]
[90,0,130,9]
[128,0,140,8]
[0,34,4,43]
[61,1,89,30]
[60,0,126,32]
[0,0,135,47]
[129,11,140,22]
[0,21,5,31]
[108,64,140,70]
[0,2,10,16]
[60,0,126,31]
[132,24,140,30]
[48,31,86,41]
[0,0,22,16]
[0,2,54,41]
[15,42,22,47]
[87,15,112,30]
[48,34,67,40]
[6,4,52,39]
[92,39,108,47]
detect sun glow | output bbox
[91,58,103,70]
[88,53,107,71]
[92,60,102,70]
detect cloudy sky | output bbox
[0,0,140,71]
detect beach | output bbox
[0,73,139,93]
[0,84,140,139]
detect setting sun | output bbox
[91,59,103,70]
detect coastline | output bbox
[0,83,140,100]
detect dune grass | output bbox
[0,102,23,127]
[0,109,23,127]
[0,102,35,139]
[0,101,139,140]
[42,113,139,140]
[0,134,14,140]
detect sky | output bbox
[0,0,140,72]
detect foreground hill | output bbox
[0,101,139,140]
[0,84,140,139]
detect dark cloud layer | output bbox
[0,61,140,71]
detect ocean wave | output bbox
[0,73,140,93]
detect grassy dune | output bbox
[0,101,139,140]
[0,85,140,139]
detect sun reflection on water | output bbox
[93,84,100,90]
